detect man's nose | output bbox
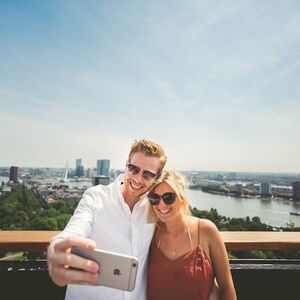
[133,171,145,182]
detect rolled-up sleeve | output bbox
[51,187,102,242]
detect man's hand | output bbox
[47,236,100,287]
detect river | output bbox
[1,176,299,228]
[188,189,300,228]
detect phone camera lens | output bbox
[132,262,137,268]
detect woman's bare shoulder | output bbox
[189,217,221,250]
[197,217,217,228]
[193,217,219,235]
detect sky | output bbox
[0,0,300,173]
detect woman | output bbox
[147,170,236,300]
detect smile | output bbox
[157,208,171,214]
[130,181,143,190]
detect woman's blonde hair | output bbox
[148,170,191,220]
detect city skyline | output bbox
[1,163,300,177]
[1,1,300,173]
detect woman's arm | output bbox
[204,220,237,300]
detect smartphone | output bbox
[71,246,138,291]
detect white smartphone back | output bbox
[71,246,139,291]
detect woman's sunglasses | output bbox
[148,192,176,206]
[127,163,157,181]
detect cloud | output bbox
[1,1,299,172]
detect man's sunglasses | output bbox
[127,163,157,181]
[148,192,176,206]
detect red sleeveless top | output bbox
[147,222,214,300]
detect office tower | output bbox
[9,166,19,183]
[75,159,84,177]
[260,182,272,197]
[234,184,243,196]
[97,159,110,177]
[76,159,82,169]
[292,181,300,201]
[86,168,93,178]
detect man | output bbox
[47,139,167,300]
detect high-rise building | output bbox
[234,184,243,196]
[75,159,84,177]
[9,166,19,183]
[86,168,93,178]
[260,182,272,197]
[97,160,110,177]
[76,159,82,169]
[292,181,300,201]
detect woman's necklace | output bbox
[157,218,192,256]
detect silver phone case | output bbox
[71,246,138,291]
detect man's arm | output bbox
[47,236,99,286]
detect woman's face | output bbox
[149,182,182,223]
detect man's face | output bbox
[123,152,160,201]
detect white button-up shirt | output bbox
[54,174,156,300]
